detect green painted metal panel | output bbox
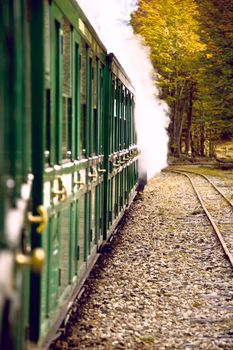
[72,30,81,160]
[68,205,74,285]
[0,0,7,243]
[59,205,70,298]
[88,55,93,156]
[46,215,60,324]
[29,0,45,343]
[50,4,63,165]
[0,1,33,349]
[77,195,85,274]
[102,56,112,238]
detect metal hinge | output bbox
[77,246,80,260]
[58,268,62,286]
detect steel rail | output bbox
[170,168,233,207]
[169,170,233,268]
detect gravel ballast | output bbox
[53,172,233,350]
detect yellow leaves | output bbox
[131,0,207,72]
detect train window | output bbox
[55,19,62,164]
[73,40,80,159]
[126,92,130,148]
[122,89,124,118]
[68,97,72,153]
[61,19,72,161]
[124,119,127,148]
[116,81,120,118]
[131,96,134,145]
[122,87,126,149]
[80,42,88,159]
[112,79,117,154]
[99,65,104,154]
[62,96,72,159]
[62,96,67,158]
[109,78,114,154]
[128,94,131,145]
[93,108,98,155]
[127,94,130,146]
[45,89,51,166]
[114,115,118,152]
[114,83,117,118]
[132,96,135,144]
[44,4,51,166]
[115,80,120,151]
[125,91,127,149]
[93,58,97,155]
[88,56,93,156]
[123,90,127,149]
[119,84,122,151]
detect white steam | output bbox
[77,0,169,179]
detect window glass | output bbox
[80,42,87,158]
[99,65,104,154]
[55,19,61,163]
[62,18,72,160]
[93,58,97,155]
[74,41,80,159]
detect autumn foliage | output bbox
[131,0,233,157]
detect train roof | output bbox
[108,53,135,94]
[57,1,135,93]
[57,0,108,53]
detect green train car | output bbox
[0,0,139,349]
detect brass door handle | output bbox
[53,187,67,202]
[28,205,48,233]
[89,168,98,182]
[98,168,106,173]
[74,180,85,190]
[16,248,45,273]
[60,186,67,202]
[53,177,67,202]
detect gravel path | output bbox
[53,172,233,350]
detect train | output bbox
[0,1,140,349]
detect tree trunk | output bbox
[185,84,194,156]
[171,80,187,157]
[200,124,205,156]
[209,140,215,158]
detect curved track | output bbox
[170,169,233,268]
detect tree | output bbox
[131,0,233,158]
[131,0,206,156]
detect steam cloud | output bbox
[77,0,169,179]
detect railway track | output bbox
[169,169,233,268]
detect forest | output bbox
[131,0,233,158]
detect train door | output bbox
[93,59,105,248]
[97,62,105,245]
[0,1,37,349]
[86,49,105,258]
[115,80,121,219]
[72,29,87,280]
[29,2,75,342]
[88,52,106,255]
[29,0,48,344]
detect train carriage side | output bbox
[0,1,36,349]
[29,0,108,346]
[103,53,139,239]
[0,1,139,348]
